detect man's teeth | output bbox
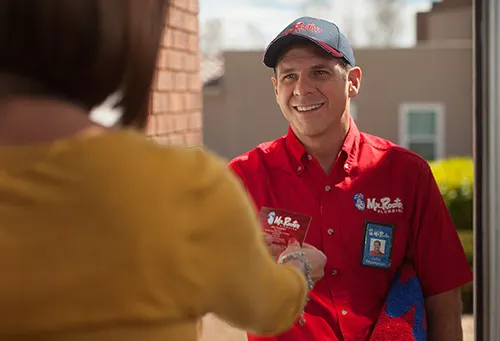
[296,104,322,112]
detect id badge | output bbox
[361,221,394,269]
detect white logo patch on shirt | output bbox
[353,193,404,214]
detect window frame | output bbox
[398,102,445,160]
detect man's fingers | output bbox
[263,233,273,245]
[284,238,301,252]
[270,244,285,255]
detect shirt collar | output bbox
[284,116,361,175]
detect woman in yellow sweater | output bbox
[0,1,327,340]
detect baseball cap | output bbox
[262,16,355,68]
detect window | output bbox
[398,103,445,161]
[350,102,357,121]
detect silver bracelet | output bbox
[277,251,314,326]
[277,251,314,291]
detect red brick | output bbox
[169,8,185,29]
[174,113,190,132]
[157,70,174,91]
[171,0,185,10]
[157,48,168,69]
[185,93,202,110]
[185,132,203,147]
[188,33,198,52]
[162,28,174,48]
[188,112,202,130]
[168,93,185,112]
[167,8,179,28]
[188,74,201,91]
[167,50,184,71]
[184,54,199,72]
[174,72,188,91]
[152,135,170,145]
[188,0,199,14]
[187,14,198,33]
[152,92,169,114]
[145,114,157,136]
[156,114,177,135]
[168,133,186,145]
[174,30,190,50]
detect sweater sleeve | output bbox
[190,153,308,336]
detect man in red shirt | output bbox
[227,16,472,341]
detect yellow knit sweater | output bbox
[0,130,307,340]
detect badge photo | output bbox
[361,221,394,269]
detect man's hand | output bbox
[300,242,326,283]
[279,239,327,285]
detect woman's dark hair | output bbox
[0,0,169,129]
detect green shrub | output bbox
[458,230,474,314]
[458,230,474,267]
[429,157,474,231]
[429,158,474,313]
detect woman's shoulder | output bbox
[71,130,231,193]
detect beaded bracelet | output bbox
[277,251,314,325]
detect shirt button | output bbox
[344,163,350,170]
[327,228,335,235]
[331,269,338,275]
[297,165,302,171]
[307,154,313,161]
[342,309,348,315]
[325,185,331,192]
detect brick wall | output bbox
[147,0,202,147]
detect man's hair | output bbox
[0,0,168,129]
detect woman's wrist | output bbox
[277,251,314,291]
[277,251,313,326]
[285,259,306,273]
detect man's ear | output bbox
[271,76,278,97]
[347,67,362,98]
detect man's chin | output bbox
[293,126,327,139]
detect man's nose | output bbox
[293,76,314,96]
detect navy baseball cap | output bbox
[263,17,355,68]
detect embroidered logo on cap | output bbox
[280,21,322,36]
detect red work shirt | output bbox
[227,120,472,341]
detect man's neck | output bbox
[296,119,350,174]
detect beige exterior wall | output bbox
[417,5,472,42]
[203,43,473,160]
[147,0,203,146]
[353,43,473,158]
[203,50,287,159]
